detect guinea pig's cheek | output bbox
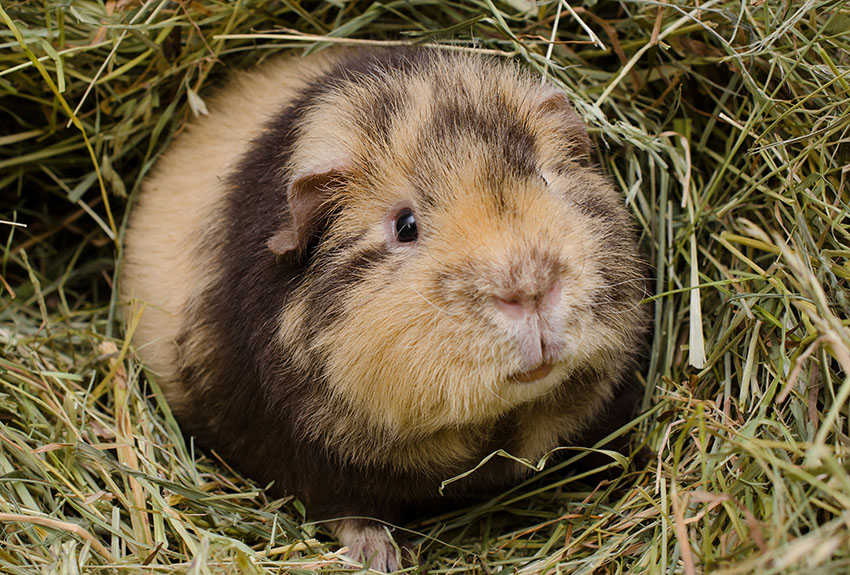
[559,316,616,372]
[310,279,479,432]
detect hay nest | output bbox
[2,1,849,573]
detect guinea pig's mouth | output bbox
[511,362,554,384]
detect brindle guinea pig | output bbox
[121,47,648,571]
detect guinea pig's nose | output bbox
[494,277,562,320]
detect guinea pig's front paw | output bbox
[331,518,401,572]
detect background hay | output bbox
[2,0,849,573]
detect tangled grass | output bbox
[1,0,849,573]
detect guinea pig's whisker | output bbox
[482,371,510,406]
[597,277,653,315]
[615,296,651,316]
[469,342,508,406]
[573,318,588,362]
[573,236,589,282]
[599,277,652,289]
[410,287,458,320]
[485,346,512,403]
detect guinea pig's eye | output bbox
[394,209,418,243]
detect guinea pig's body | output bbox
[121,48,647,570]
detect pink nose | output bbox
[495,277,562,320]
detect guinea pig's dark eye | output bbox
[394,209,418,243]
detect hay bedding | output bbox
[1,0,849,573]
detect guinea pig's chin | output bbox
[498,361,568,398]
[509,362,556,384]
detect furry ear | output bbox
[537,92,592,162]
[267,167,350,256]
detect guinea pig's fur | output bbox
[121,47,648,571]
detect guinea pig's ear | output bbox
[538,92,592,163]
[267,167,349,256]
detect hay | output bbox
[2,0,849,573]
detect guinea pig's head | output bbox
[273,51,647,438]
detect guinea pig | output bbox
[121,47,648,571]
